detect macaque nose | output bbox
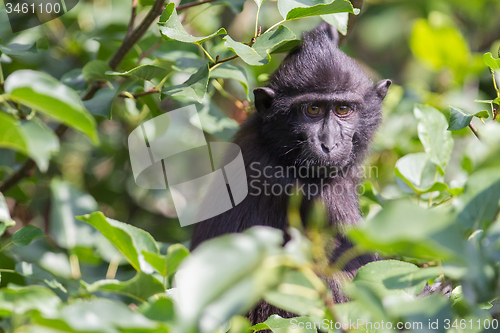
[321,143,338,154]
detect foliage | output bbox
[1,0,500,333]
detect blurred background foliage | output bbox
[1,0,500,332]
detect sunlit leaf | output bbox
[414,104,454,174]
[410,19,469,81]
[4,70,98,144]
[158,3,226,44]
[12,225,45,247]
[77,212,159,272]
[138,297,176,322]
[352,260,431,299]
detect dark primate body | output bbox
[190,23,391,324]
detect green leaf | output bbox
[223,25,297,66]
[448,105,473,131]
[483,52,500,71]
[82,60,113,82]
[0,192,15,237]
[253,0,266,8]
[395,153,447,194]
[210,63,249,98]
[50,178,98,249]
[414,104,454,174]
[0,40,45,56]
[61,68,86,91]
[0,114,59,172]
[352,260,431,299]
[12,225,45,246]
[158,3,227,44]
[165,243,189,278]
[455,168,500,230]
[252,315,317,333]
[475,110,490,119]
[138,297,175,322]
[143,244,189,279]
[77,212,159,272]
[175,227,284,332]
[281,0,359,21]
[34,299,158,332]
[0,285,60,317]
[196,101,239,140]
[106,65,168,81]
[349,200,463,261]
[15,261,67,293]
[86,272,165,302]
[264,270,323,317]
[4,70,99,144]
[386,295,452,330]
[83,87,117,119]
[161,64,209,102]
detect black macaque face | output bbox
[253,23,391,170]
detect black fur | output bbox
[190,22,391,324]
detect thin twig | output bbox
[119,88,159,98]
[136,39,162,65]
[469,122,480,139]
[176,0,218,11]
[210,36,257,69]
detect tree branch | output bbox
[0,0,166,194]
[126,0,139,39]
[176,0,219,11]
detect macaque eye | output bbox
[336,105,351,115]
[307,105,321,115]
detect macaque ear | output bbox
[374,79,392,100]
[253,87,275,114]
